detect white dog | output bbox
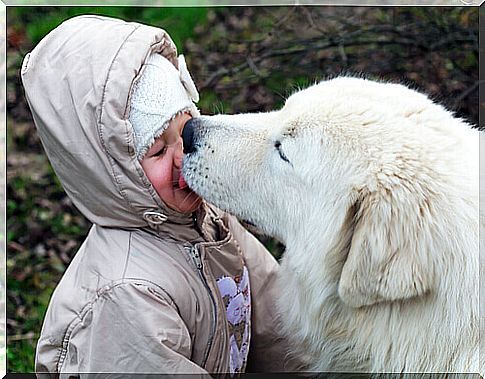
[181,77,481,373]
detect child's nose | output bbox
[173,142,184,169]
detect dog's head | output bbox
[182,77,477,307]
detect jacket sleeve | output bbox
[226,215,307,373]
[59,281,211,377]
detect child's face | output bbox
[141,113,202,213]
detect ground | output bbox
[6,6,479,372]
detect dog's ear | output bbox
[338,188,435,308]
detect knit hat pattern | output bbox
[129,53,200,160]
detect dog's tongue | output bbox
[179,172,188,189]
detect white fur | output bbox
[183,77,481,373]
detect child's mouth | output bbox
[173,168,189,190]
[178,172,188,189]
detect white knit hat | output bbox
[129,53,200,160]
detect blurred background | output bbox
[6,6,479,372]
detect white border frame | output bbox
[2,2,482,377]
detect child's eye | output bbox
[152,146,168,157]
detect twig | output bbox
[453,80,482,108]
[301,7,327,35]
[8,331,37,341]
[246,56,262,77]
[200,21,477,90]
[274,6,297,27]
[8,241,25,253]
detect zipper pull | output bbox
[188,245,203,270]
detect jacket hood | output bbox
[21,15,198,230]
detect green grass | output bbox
[9,6,210,51]
[7,342,35,373]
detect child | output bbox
[21,15,301,375]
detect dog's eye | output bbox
[275,141,290,163]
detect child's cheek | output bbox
[153,155,175,190]
[144,154,175,194]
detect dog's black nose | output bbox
[182,118,197,154]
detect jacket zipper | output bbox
[186,244,218,368]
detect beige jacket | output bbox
[21,15,299,376]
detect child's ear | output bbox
[338,188,435,308]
